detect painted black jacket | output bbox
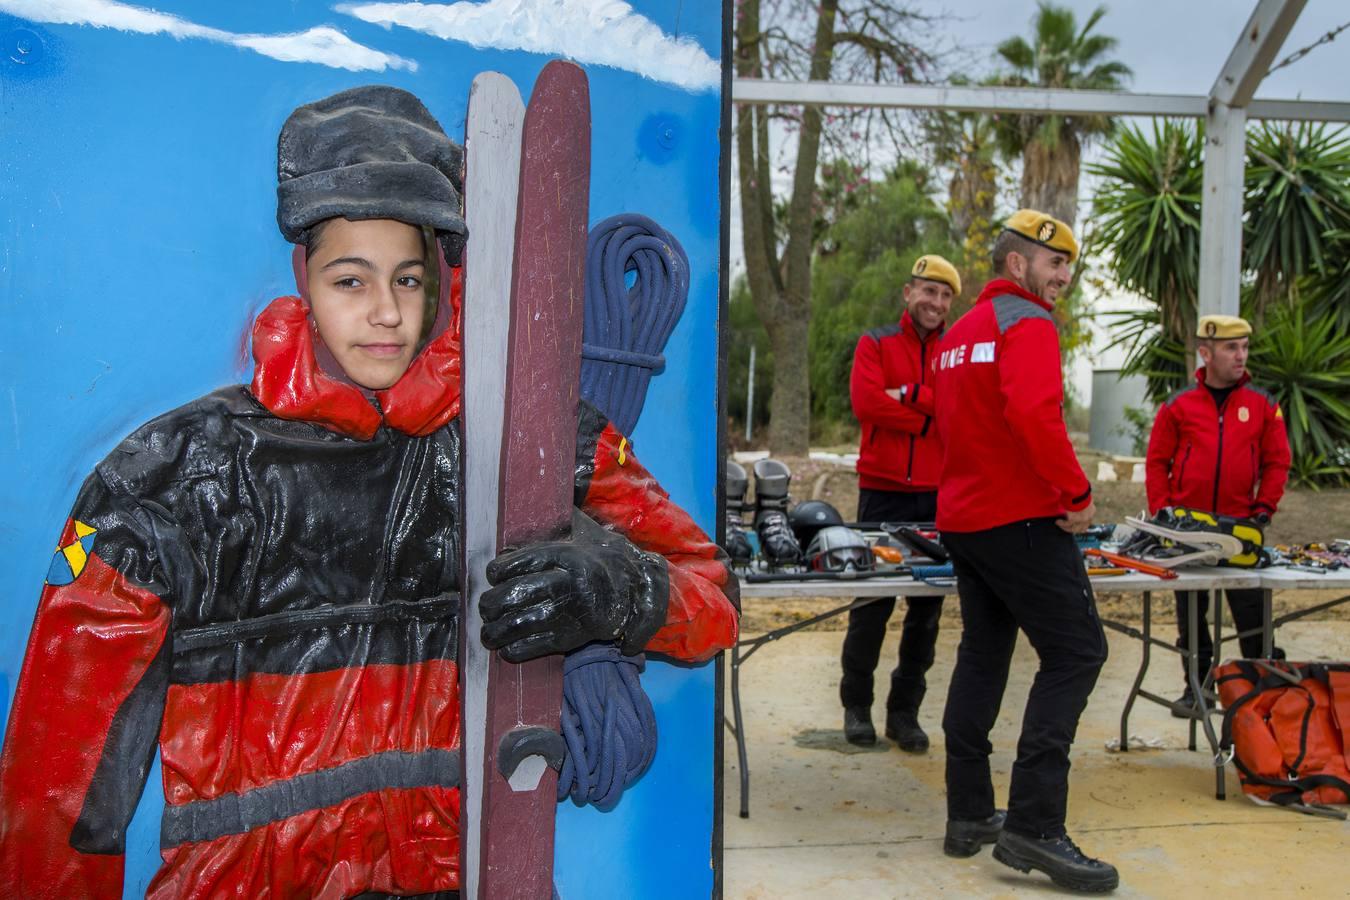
[0,285,738,899]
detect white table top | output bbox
[736,565,1267,600]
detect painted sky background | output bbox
[0,2,724,897]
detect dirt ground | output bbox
[724,623,1350,898]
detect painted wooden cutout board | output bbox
[0,2,724,897]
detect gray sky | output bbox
[936,0,1347,101]
[730,0,1350,408]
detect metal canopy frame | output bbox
[730,0,1338,316]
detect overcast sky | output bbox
[730,0,1350,406]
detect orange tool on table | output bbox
[1086,548,1178,580]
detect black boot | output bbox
[993,830,1119,893]
[884,710,929,753]
[1171,686,1197,719]
[843,706,876,746]
[943,810,1005,858]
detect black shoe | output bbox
[884,710,929,753]
[1171,687,1197,719]
[943,810,1005,858]
[993,830,1119,893]
[844,706,876,746]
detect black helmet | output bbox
[788,500,844,547]
[806,526,874,573]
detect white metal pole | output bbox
[1198,102,1248,318]
[745,342,756,444]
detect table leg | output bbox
[1209,591,1231,804]
[731,643,751,818]
[1262,588,1274,658]
[1120,590,1152,752]
[1186,592,1200,753]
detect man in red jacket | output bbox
[1145,314,1291,710]
[933,211,1117,893]
[841,254,958,751]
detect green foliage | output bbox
[1090,121,1350,484]
[1088,119,1203,345]
[1247,303,1350,486]
[808,166,957,440]
[1246,123,1350,311]
[726,276,773,445]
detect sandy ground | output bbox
[723,617,1350,898]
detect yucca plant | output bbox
[1100,306,1188,403]
[1246,303,1350,486]
[1089,119,1203,352]
[1245,123,1350,315]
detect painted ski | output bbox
[462,60,592,899]
[462,70,525,900]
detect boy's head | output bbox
[276,85,465,388]
[277,85,465,264]
[304,217,429,390]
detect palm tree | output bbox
[994,2,1132,225]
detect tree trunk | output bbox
[763,307,810,454]
[1019,133,1082,227]
[734,0,839,456]
[760,0,839,456]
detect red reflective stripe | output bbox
[0,547,169,899]
[147,786,461,900]
[161,659,460,804]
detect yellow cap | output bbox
[910,254,961,295]
[1003,209,1079,263]
[1197,315,1251,340]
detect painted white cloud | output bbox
[1,0,417,72]
[338,0,718,92]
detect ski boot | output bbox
[751,458,802,567]
[723,460,754,567]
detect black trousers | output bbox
[941,518,1108,839]
[839,488,941,714]
[1174,588,1279,678]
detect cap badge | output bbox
[915,258,928,274]
[1037,221,1056,243]
[1205,321,1217,337]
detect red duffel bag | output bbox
[1216,660,1350,808]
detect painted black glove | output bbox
[480,510,669,662]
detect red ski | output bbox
[461,61,591,899]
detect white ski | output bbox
[461,71,525,900]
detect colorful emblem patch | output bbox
[46,520,97,586]
[1238,406,1250,423]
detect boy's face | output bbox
[307,218,427,390]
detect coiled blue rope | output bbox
[556,214,690,812]
[579,213,690,436]
[556,643,657,811]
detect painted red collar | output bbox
[250,260,463,440]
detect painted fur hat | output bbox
[276,85,467,264]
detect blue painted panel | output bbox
[0,2,722,897]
